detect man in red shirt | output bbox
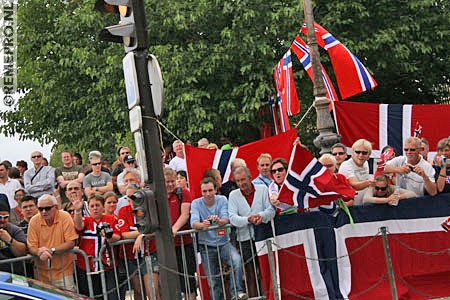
[164,168,197,299]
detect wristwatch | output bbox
[51,247,56,255]
[6,238,13,246]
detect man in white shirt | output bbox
[169,139,187,172]
[24,151,55,199]
[0,162,22,209]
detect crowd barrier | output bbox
[0,194,448,300]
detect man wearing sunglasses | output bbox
[331,143,349,171]
[339,139,374,205]
[385,137,437,196]
[83,151,113,198]
[27,194,78,290]
[24,151,55,199]
[0,193,27,274]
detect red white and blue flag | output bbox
[273,60,291,132]
[291,36,339,103]
[301,23,377,99]
[185,129,298,199]
[278,144,355,209]
[281,50,300,116]
[334,101,450,157]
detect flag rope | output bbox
[295,103,314,128]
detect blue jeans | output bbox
[200,243,244,300]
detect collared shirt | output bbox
[252,174,274,187]
[0,178,21,208]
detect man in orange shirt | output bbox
[27,194,79,290]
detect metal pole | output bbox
[266,240,280,300]
[303,0,340,154]
[380,226,398,300]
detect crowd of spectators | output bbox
[0,135,448,299]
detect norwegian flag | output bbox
[281,50,300,116]
[301,23,377,99]
[278,144,355,209]
[273,61,291,132]
[291,35,339,103]
[268,95,280,135]
[414,121,423,137]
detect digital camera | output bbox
[207,217,217,225]
[96,223,114,239]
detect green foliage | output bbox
[1,0,448,154]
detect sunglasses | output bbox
[332,152,345,156]
[67,210,75,214]
[354,150,369,155]
[120,152,130,155]
[404,148,416,152]
[0,215,9,220]
[38,205,54,212]
[323,164,334,168]
[374,186,388,191]
[31,155,42,159]
[271,167,285,174]
[67,187,81,191]
[91,162,101,166]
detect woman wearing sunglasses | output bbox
[363,175,416,205]
[268,158,289,207]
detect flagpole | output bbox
[303,0,341,154]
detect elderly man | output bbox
[27,194,78,290]
[338,139,374,205]
[191,177,248,300]
[385,137,437,196]
[65,180,90,216]
[220,158,247,198]
[0,162,22,210]
[197,138,210,149]
[229,166,275,297]
[55,151,84,206]
[115,169,143,214]
[252,153,273,187]
[24,151,55,199]
[0,193,27,274]
[83,151,113,197]
[169,140,187,172]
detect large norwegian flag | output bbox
[301,23,377,99]
[278,144,355,209]
[291,35,339,103]
[273,60,291,132]
[185,129,298,199]
[334,101,450,157]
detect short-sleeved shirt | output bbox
[190,195,229,247]
[0,223,27,274]
[339,158,370,205]
[168,156,187,172]
[168,188,192,246]
[436,166,450,194]
[117,205,156,259]
[76,214,120,271]
[83,172,112,188]
[387,156,435,196]
[0,178,22,209]
[27,210,79,282]
[55,165,84,204]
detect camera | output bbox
[442,156,449,168]
[207,218,217,225]
[408,165,415,172]
[96,223,114,239]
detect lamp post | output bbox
[303,0,341,154]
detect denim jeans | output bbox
[200,242,244,300]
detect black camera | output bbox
[442,157,449,168]
[408,165,415,172]
[96,223,114,239]
[207,218,217,225]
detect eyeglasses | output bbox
[120,151,130,155]
[0,215,9,220]
[354,150,369,155]
[125,160,135,164]
[38,205,54,212]
[332,152,345,156]
[91,162,101,166]
[67,187,81,191]
[404,148,416,152]
[31,155,42,159]
[374,186,388,191]
[271,167,285,174]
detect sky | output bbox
[0,102,53,167]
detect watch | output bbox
[6,238,13,246]
[51,247,56,255]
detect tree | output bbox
[1,0,448,153]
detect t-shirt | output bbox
[55,165,84,204]
[387,156,435,196]
[339,158,370,205]
[0,178,22,209]
[190,195,229,247]
[168,156,187,172]
[168,188,192,246]
[83,172,112,188]
[76,214,120,271]
[0,223,27,274]
[117,205,156,259]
